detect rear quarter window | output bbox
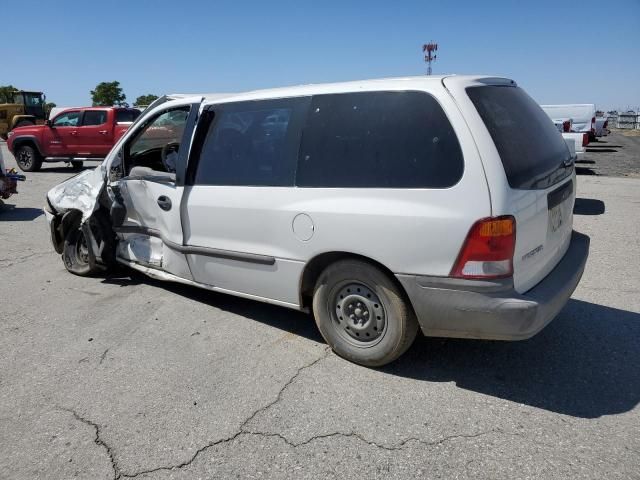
[467,86,572,189]
[83,110,108,126]
[116,109,141,123]
[296,91,463,188]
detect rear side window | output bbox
[116,109,141,123]
[467,86,572,189]
[194,98,307,186]
[83,110,108,126]
[296,91,463,188]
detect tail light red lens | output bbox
[562,120,571,132]
[582,133,589,147]
[450,216,516,279]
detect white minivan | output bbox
[45,76,589,366]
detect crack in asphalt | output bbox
[63,408,119,480]
[120,347,332,478]
[63,348,513,479]
[0,251,51,267]
[99,348,110,365]
[242,428,505,451]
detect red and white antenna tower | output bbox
[422,42,438,75]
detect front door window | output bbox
[124,107,190,176]
[52,111,81,127]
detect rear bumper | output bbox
[396,231,590,340]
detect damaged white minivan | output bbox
[45,76,590,366]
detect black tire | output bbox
[62,226,97,276]
[70,161,84,170]
[312,259,418,367]
[15,144,43,172]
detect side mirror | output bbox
[45,119,52,127]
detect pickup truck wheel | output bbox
[70,161,84,170]
[312,260,418,367]
[62,226,97,276]
[15,145,42,172]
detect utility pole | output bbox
[422,42,438,75]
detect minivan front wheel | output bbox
[313,260,418,367]
[63,226,96,276]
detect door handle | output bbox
[157,195,172,211]
[98,130,108,135]
[70,131,78,136]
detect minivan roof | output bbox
[198,74,504,106]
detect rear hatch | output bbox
[463,82,575,293]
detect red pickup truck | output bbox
[7,107,140,172]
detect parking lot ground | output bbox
[1,141,639,479]
[580,131,640,177]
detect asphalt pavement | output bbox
[1,142,639,479]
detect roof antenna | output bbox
[422,42,438,76]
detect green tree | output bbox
[90,81,126,106]
[44,102,57,116]
[0,85,18,103]
[134,94,159,107]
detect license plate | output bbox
[548,204,563,233]
[547,180,573,234]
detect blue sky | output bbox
[3,0,639,110]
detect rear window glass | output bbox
[116,109,141,123]
[467,86,572,189]
[296,91,463,188]
[83,110,108,126]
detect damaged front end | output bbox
[45,164,116,274]
[44,94,187,276]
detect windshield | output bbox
[467,85,572,189]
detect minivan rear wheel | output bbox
[312,260,418,367]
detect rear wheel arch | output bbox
[299,251,414,314]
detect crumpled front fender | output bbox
[47,165,106,220]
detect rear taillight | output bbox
[582,133,589,147]
[562,120,571,132]
[450,216,516,279]
[591,116,596,134]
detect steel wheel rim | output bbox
[333,282,386,346]
[18,150,33,169]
